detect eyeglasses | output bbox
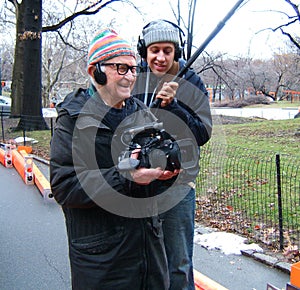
[101,63,139,76]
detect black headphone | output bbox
[137,19,185,61]
[94,63,107,85]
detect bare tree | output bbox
[169,0,198,61]
[6,0,133,130]
[273,52,300,100]
[270,0,300,50]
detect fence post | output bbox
[276,153,284,250]
[1,110,4,141]
[50,117,53,137]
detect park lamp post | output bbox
[0,52,2,96]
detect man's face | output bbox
[146,42,175,77]
[94,55,137,107]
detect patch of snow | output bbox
[194,231,264,255]
[14,137,38,144]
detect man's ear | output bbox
[87,65,96,78]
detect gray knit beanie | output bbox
[142,19,180,47]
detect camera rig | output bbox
[117,123,198,172]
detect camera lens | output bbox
[149,149,167,169]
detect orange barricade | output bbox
[194,269,229,290]
[19,150,53,200]
[290,261,300,289]
[24,155,34,185]
[0,147,5,166]
[12,149,34,185]
[0,144,13,168]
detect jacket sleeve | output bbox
[50,113,128,208]
[161,75,212,146]
[163,97,211,146]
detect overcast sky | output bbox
[1,0,298,60]
[107,0,299,59]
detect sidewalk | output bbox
[193,225,291,289]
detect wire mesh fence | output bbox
[0,114,54,144]
[196,142,300,252]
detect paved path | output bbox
[193,241,290,289]
[213,107,298,120]
[0,165,71,290]
[0,163,292,290]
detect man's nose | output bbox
[156,51,166,61]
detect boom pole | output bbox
[150,0,246,108]
[175,0,246,79]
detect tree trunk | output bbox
[16,0,48,131]
[11,1,25,117]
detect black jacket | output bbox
[50,88,169,290]
[133,59,212,182]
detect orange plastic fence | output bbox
[194,269,229,290]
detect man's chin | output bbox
[153,70,166,77]
[118,88,131,97]
[120,94,131,100]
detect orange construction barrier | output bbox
[19,150,53,200]
[12,149,34,185]
[17,145,32,154]
[0,144,13,168]
[0,147,5,166]
[24,155,34,185]
[289,261,300,289]
[194,269,229,290]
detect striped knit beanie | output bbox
[87,28,136,65]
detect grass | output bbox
[248,101,300,108]
[214,118,300,156]
[196,117,300,250]
[4,108,300,159]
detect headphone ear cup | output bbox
[94,67,107,85]
[174,44,182,62]
[137,37,147,59]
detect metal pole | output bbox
[1,109,4,141]
[0,55,2,96]
[50,118,54,137]
[276,153,284,250]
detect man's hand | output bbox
[129,148,180,184]
[130,167,164,185]
[157,169,180,180]
[156,82,178,107]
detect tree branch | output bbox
[284,0,300,20]
[42,0,122,32]
[280,28,300,50]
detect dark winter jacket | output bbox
[133,59,212,183]
[50,88,169,290]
